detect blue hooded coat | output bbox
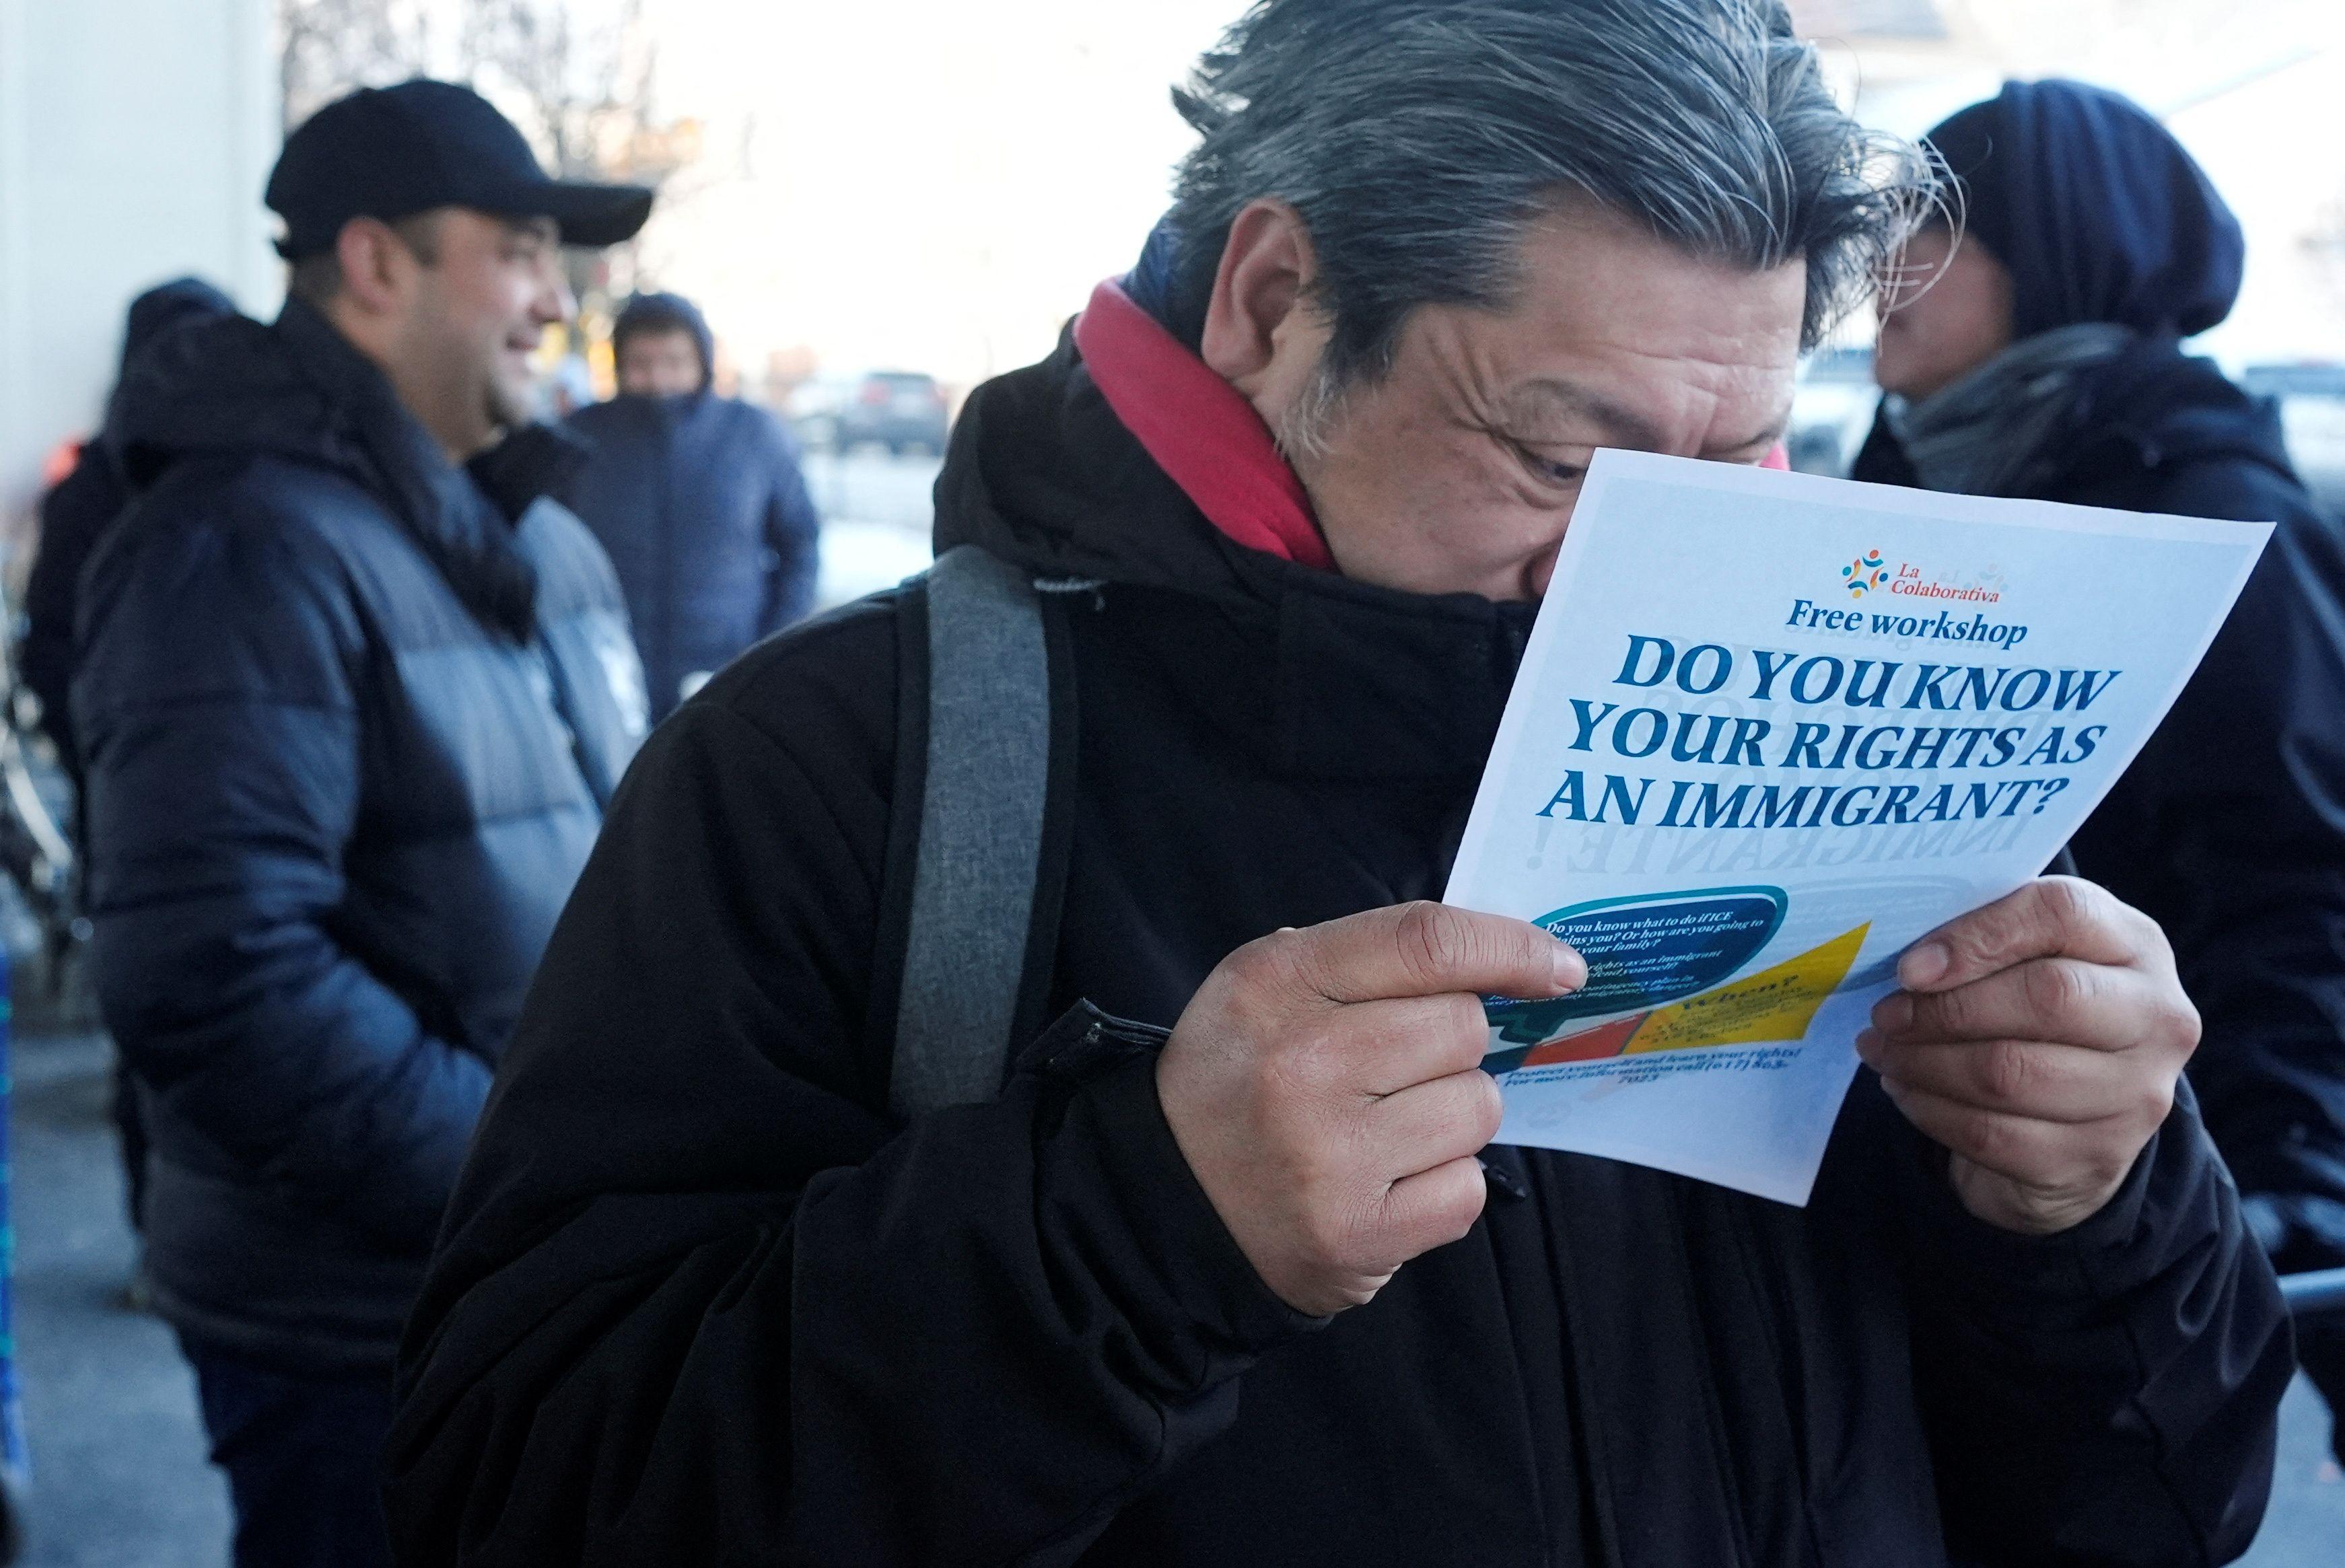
[567,293,822,721]
[1854,78,2345,1448]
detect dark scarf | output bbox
[1882,322,2136,497]
[1868,79,2249,499]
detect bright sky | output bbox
[611,0,2345,390]
[629,0,1245,389]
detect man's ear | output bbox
[1200,199,1323,389]
[332,217,415,318]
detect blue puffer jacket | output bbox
[567,294,821,720]
[75,298,648,1374]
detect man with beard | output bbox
[75,81,652,1568]
[387,6,2291,1564]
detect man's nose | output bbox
[538,263,575,326]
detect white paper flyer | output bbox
[1444,450,2271,1205]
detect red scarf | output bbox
[1072,279,1336,573]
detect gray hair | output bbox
[1164,0,1936,385]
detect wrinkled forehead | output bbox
[1444,203,1807,451]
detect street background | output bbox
[3,0,2345,1561]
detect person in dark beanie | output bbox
[1858,78,2345,1460]
[73,80,652,1568]
[22,277,236,786]
[388,11,2287,1565]
[566,291,821,721]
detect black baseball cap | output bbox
[266,79,654,259]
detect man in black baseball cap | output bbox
[261,79,652,462]
[72,81,652,1568]
[266,79,652,260]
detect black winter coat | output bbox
[387,329,2290,1565]
[24,277,235,780]
[565,390,820,721]
[77,299,649,1374]
[1856,345,2345,1398]
[25,451,120,780]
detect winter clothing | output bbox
[76,295,648,1380]
[1923,80,2245,341]
[268,80,650,259]
[1882,320,2134,496]
[1864,80,2345,1456]
[184,1340,397,1568]
[606,291,710,375]
[567,293,820,720]
[386,304,2290,1565]
[1860,339,2345,1452]
[26,279,240,1247]
[22,277,236,780]
[1076,279,1333,569]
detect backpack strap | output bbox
[887,545,1073,1117]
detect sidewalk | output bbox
[13,1032,224,1567]
[7,1024,2342,1563]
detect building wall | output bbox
[0,0,279,542]
[1824,0,2345,369]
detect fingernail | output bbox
[1854,1027,1882,1062]
[1552,941,1586,993]
[1872,992,1914,1034]
[1899,942,1950,989]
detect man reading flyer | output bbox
[386,4,2291,1564]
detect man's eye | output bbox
[1515,444,1586,486]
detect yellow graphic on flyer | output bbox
[1622,923,1871,1055]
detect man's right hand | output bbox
[1156,902,1586,1317]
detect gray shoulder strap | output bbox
[890,545,1051,1117]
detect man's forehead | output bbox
[1508,373,1793,453]
[1457,210,1805,452]
[447,209,559,244]
[1505,205,1807,342]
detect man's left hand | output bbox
[1856,878,2200,1236]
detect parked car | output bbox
[782,376,852,446]
[1786,345,1879,476]
[833,371,951,456]
[2241,363,2345,520]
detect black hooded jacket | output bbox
[1858,339,2345,1429]
[75,299,648,1374]
[1859,349,2345,1218]
[386,328,2290,1566]
[22,277,236,778]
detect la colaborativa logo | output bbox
[1842,549,1888,598]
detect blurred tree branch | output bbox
[277,0,705,309]
[279,0,434,129]
[455,0,689,184]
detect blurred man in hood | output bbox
[567,291,822,721]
